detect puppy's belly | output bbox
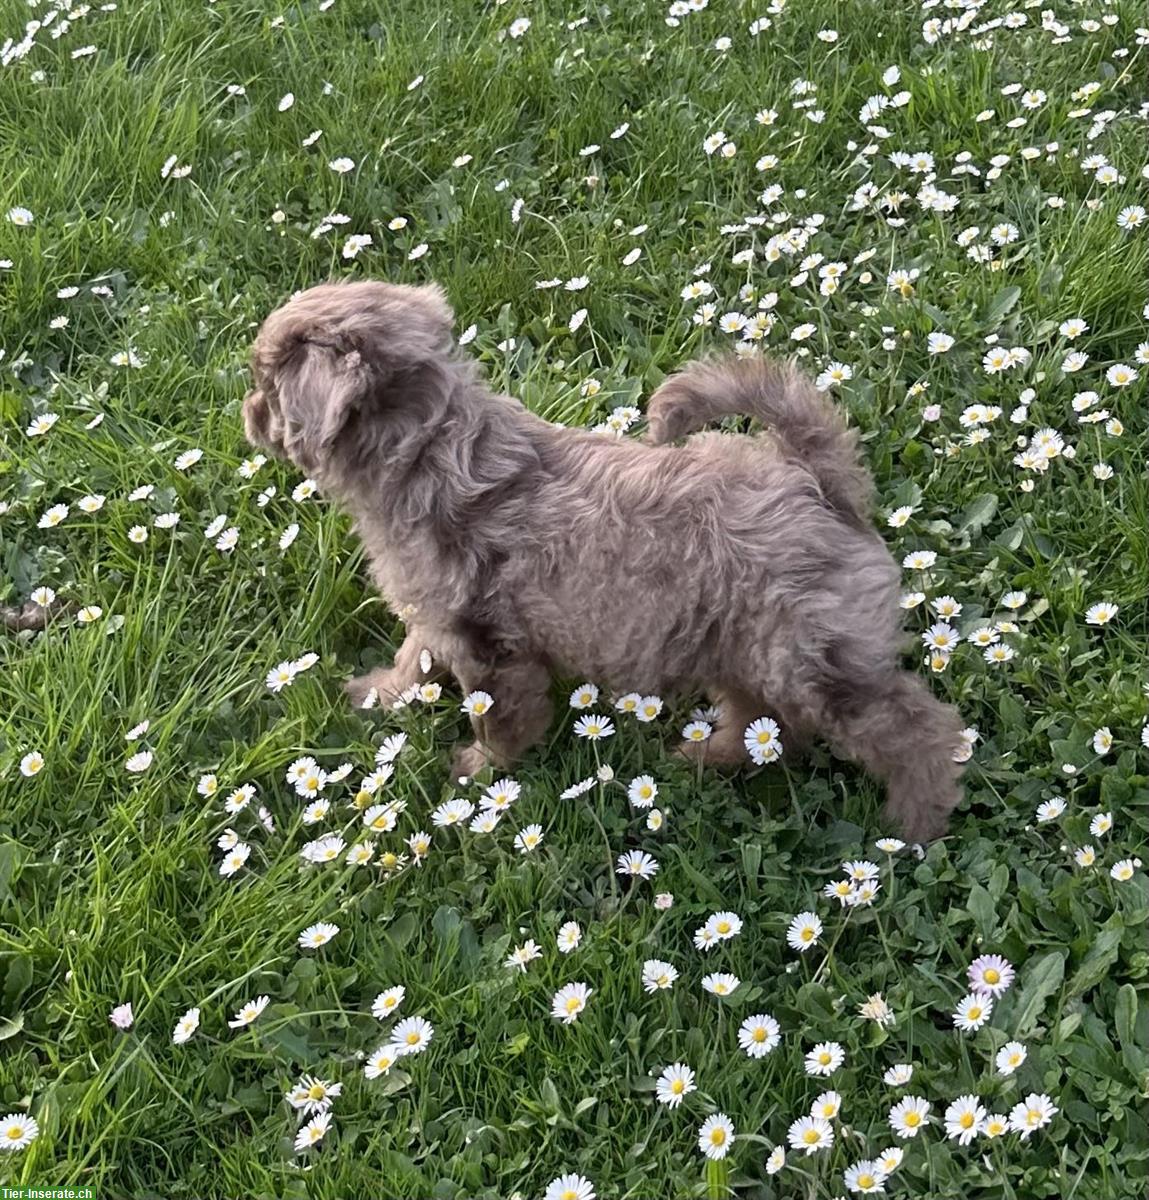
[528,596,731,696]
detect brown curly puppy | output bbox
[244,279,966,840]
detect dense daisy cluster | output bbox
[2,0,1146,1195]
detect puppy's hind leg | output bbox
[449,658,553,781]
[822,671,966,842]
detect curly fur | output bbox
[244,279,966,840]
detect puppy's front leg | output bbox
[345,627,444,708]
[449,658,553,780]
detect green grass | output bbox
[1,0,1147,1197]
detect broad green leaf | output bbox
[1010,950,1065,1038]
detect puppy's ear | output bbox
[276,339,374,471]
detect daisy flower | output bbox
[944,1095,986,1145]
[786,911,823,952]
[393,1015,434,1055]
[953,993,993,1031]
[293,1111,332,1152]
[19,752,45,777]
[636,695,664,722]
[219,842,251,877]
[0,1114,38,1152]
[228,996,270,1028]
[1008,1093,1058,1138]
[627,775,658,808]
[641,960,678,992]
[737,1012,781,1058]
[876,1147,903,1174]
[569,683,599,708]
[744,716,783,763]
[844,1160,888,1193]
[573,714,614,740]
[1084,601,1118,626]
[616,850,659,879]
[707,911,742,941]
[702,972,740,997]
[888,1096,931,1138]
[172,1007,201,1045]
[805,1041,845,1076]
[1089,812,1113,837]
[788,1114,834,1155]
[551,982,591,1024]
[698,1113,735,1160]
[298,922,339,949]
[968,955,1014,996]
[983,1113,1010,1138]
[996,1041,1027,1075]
[462,690,493,716]
[883,1064,914,1086]
[544,1175,594,1200]
[372,986,405,1019]
[431,798,474,826]
[557,922,582,953]
[655,1063,696,1108]
[514,824,544,853]
[506,940,543,971]
[364,1044,400,1079]
[109,1002,134,1030]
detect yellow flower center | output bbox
[803,1129,820,1144]
[406,1032,419,1045]
[859,1175,876,1188]
[671,1080,684,1094]
[307,1084,325,1100]
[716,921,730,934]
[960,1113,975,1129]
[968,1006,982,1020]
[6,1126,22,1140]
[562,1192,578,1200]
[801,929,814,942]
[757,731,773,744]
[565,997,581,1013]
[818,1052,831,1065]
[753,1028,766,1042]
[905,1113,921,1127]
[710,1129,726,1146]
[984,969,999,984]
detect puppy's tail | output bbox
[645,355,873,523]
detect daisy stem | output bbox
[589,744,619,908]
[812,908,852,987]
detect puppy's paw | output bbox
[345,669,399,709]
[450,741,491,783]
[673,736,747,767]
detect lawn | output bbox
[1,0,1147,1197]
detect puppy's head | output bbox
[243,280,454,474]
